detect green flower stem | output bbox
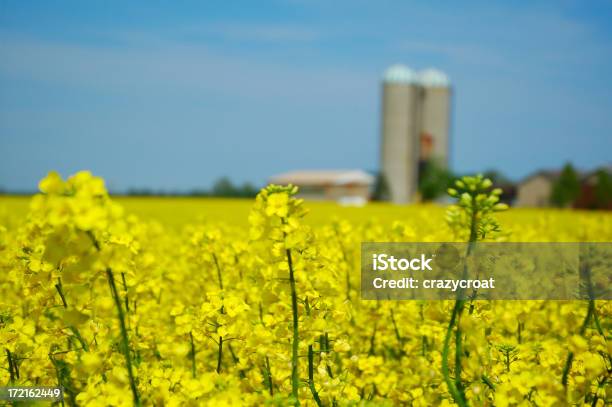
[389,308,402,347]
[212,253,223,291]
[320,333,334,378]
[107,267,140,406]
[481,374,496,391]
[54,278,68,308]
[286,247,300,405]
[562,299,595,387]
[49,351,76,406]
[55,277,89,352]
[441,300,467,407]
[216,336,223,374]
[442,197,478,407]
[6,349,16,382]
[562,259,598,389]
[265,356,274,396]
[308,345,323,407]
[228,343,246,379]
[121,272,130,313]
[368,322,377,356]
[454,300,466,396]
[189,331,196,378]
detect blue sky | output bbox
[1,0,611,192]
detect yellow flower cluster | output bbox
[0,171,610,406]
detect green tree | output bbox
[212,177,237,197]
[238,182,258,198]
[418,160,454,201]
[372,172,390,201]
[594,169,612,208]
[211,177,258,198]
[550,163,580,207]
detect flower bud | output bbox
[493,203,509,211]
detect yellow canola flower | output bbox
[265,192,290,218]
[38,171,65,194]
[0,172,610,406]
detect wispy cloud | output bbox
[398,40,508,68]
[0,35,367,105]
[203,22,321,43]
[1,0,611,189]
[92,22,322,46]
[397,9,612,74]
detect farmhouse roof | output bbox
[269,170,375,186]
[520,170,561,185]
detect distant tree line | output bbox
[550,163,581,207]
[208,177,258,198]
[125,177,259,198]
[551,163,612,209]
[372,160,611,209]
[371,160,515,203]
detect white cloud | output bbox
[0,34,369,105]
[93,22,322,46]
[398,40,508,68]
[203,22,321,43]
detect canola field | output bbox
[0,171,610,406]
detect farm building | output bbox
[380,65,452,204]
[574,166,612,209]
[269,170,375,205]
[516,166,611,209]
[515,170,560,207]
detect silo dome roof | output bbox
[417,68,450,87]
[383,64,416,84]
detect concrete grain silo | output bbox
[380,64,421,204]
[417,68,451,168]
